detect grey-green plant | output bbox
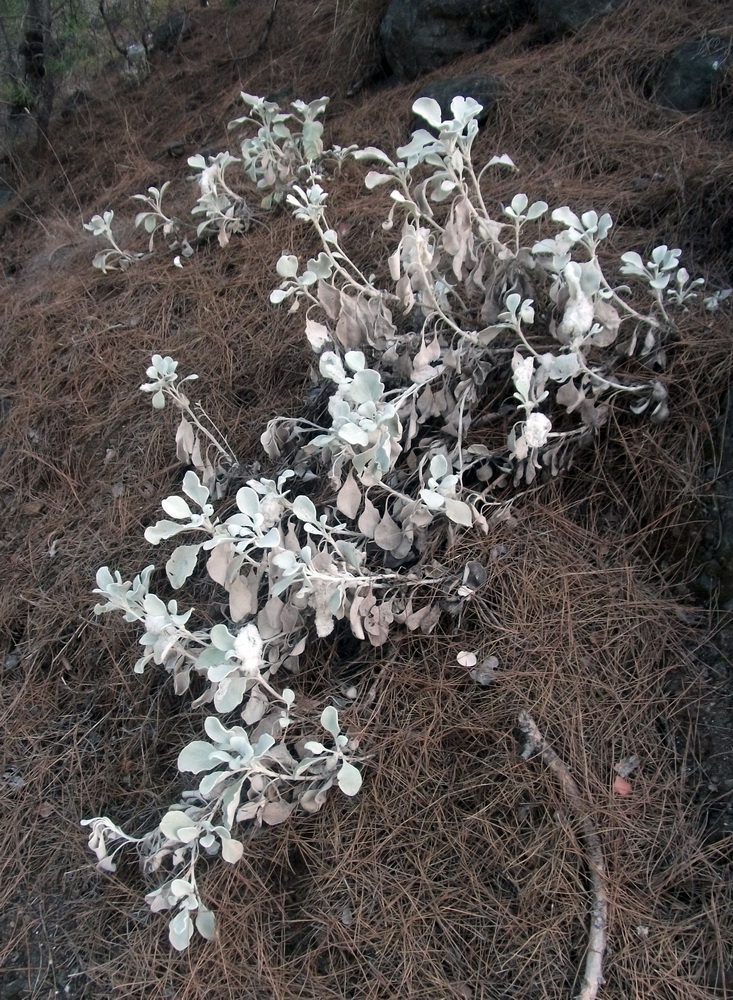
[83,92,350,269]
[84,93,721,950]
[82,210,144,272]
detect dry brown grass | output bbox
[1,0,733,996]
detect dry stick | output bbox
[258,0,279,50]
[517,710,608,1000]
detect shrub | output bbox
[83,93,712,949]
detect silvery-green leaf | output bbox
[457,650,478,667]
[305,318,331,351]
[270,288,289,304]
[319,351,347,384]
[487,153,515,168]
[243,689,268,725]
[220,777,244,828]
[336,540,361,570]
[199,770,228,797]
[508,193,528,217]
[166,543,201,589]
[444,498,473,527]
[630,396,650,415]
[430,454,449,480]
[178,741,216,773]
[411,97,443,130]
[152,390,165,409]
[258,526,281,548]
[518,299,535,325]
[344,351,365,372]
[577,259,601,297]
[214,674,248,712]
[252,733,276,757]
[650,273,670,290]
[526,200,548,220]
[144,520,191,544]
[220,836,244,863]
[596,213,613,238]
[206,660,238,684]
[307,252,332,279]
[304,740,327,755]
[503,293,521,320]
[168,878,194,899]
[321,705,340,741]
[650,399,669,423]
[619,251,646,276]
[209,623,235,650]
[338,422,370,447]
[352,146,396,167]
[539,352,582,382]
[449,95,483,125]
[420,488,445,510]
[195,908,216,941]
[292,495,318,523]
[348,369,383,405]
[236,486,260,517]
[159,810,193,840]
[552,207,582,231]
[364,171,393,189]
[182,471,210,508]
[204,715,231,744]
[396,129,442,168]
[337,761,362,796]
[169,909,194,952]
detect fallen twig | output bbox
[517,710,608,1000]
[258,0,279,51]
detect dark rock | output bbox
[654,38,730,113]
[380,0,531,82]
[535,0,624,39]
[151,10,191,53]
[412,73,506,129]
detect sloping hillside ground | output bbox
[1,0,733,997]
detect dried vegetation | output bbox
[1,0,732,996]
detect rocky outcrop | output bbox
[380,0,530,82]
[151,10,191,53]
[654,38,730,112]
[534,0,625,38]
